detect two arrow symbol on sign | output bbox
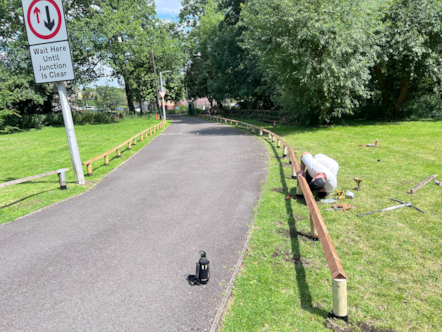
[33,6,55,31]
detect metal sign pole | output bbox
[57,82,85,185]
[160,72,166,120]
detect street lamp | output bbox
[159,70,172,120]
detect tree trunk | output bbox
[124,76,135,113]
[374,64,390,105]
[43,93,53,114]
[139,79,143,115]
[394,75,410,115]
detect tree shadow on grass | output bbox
[267,139,329,318]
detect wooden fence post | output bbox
[268,132,271,140]
[150,129,152,136]
[309,214,318,238]
[104,155,109,166]
[283,146,288,157]
[277,139,281,148]
[141,133,144,141]
[128,141,132,150]
[133,137,137,145]
[87,163,93,176]
[332,279,348,321]
[272,135,276,143]
[117,148,121,158]
[259,129,263,136]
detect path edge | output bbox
[209,137,270,332]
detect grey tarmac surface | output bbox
[0,116,268,331]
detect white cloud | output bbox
[155,0,182,17]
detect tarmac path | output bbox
[0,116,268,331]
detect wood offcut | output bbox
[407,175,438,194]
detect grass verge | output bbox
[0,116,169,225]
[217,117,442,332]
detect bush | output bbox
[0,111,119,132]
[401,94,442,120]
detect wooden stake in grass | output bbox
[332,279,348,320]
[407,175,438,194]
[87,163,92,176]
[310,214,318,238]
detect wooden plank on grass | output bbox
[407,175,438,194]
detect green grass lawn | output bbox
[0,116,169,225]
[217,117,442,332]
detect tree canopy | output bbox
[183,0,442,123]
[0,0,185,120]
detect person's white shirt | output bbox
[301,153,339,194]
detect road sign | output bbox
[29,40,75,83]
[22,0,83,184]
[22,0,69,46]
[22,0,74,83]
[159,91,166,98]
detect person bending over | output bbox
[296,152,339,198]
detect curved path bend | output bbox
[0,116,268,331]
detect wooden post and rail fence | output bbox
[199,114,348,321]
[1,120,166,191]
[82,119,166,176]
[0,169,69,190]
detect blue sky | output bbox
[95,0,182,87]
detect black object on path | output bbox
[187,251,210,286]
[0,117,267,331]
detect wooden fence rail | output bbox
[217,109,294,125]
[199,114,348,321]
[0,168,70,190]
[82,119,166,176]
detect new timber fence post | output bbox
[309,214,318,238]
[332,279,348,321]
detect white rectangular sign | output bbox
[29,41,75,83]
[22,0,69,46]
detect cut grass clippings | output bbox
[0,116,169,225]
[216,117,442,332]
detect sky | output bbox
[95,0,182,87]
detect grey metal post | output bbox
[57,82,85,185]
[160,71,166,120]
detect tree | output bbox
[184,0,223,104]
[241,0,382,123]
[0,90,21,132]
[373,0,442,116]
[96,85,126,111]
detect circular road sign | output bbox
[26,0,63,41]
